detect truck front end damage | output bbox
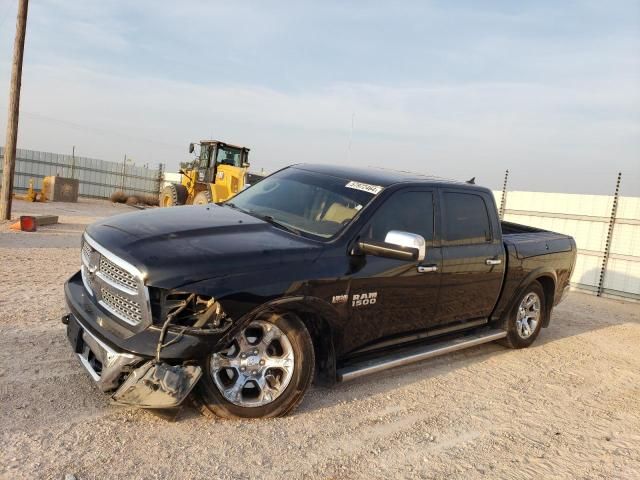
[112,361,202,408]
[63,234,232,408]
[64,312,202,408]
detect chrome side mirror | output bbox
[384,230,426,262]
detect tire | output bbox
[193,190,212,205]
[196,313,315,419]
[159,184,188,207]
[499,281,546,349]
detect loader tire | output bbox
[193,190,213,205]
[160,184,187,207]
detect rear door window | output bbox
[443,192,492,245]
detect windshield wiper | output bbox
[223,201,246,213]
[225,203,302,235]
[258,215,302,236]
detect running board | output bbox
[337,329,507,382]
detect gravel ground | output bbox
[0,200,639,479]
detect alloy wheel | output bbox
[516,292,541,339]
[210,320,295,407]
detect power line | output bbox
[0,0,16,31]
[16,110,185,150]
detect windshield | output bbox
[226,167,382,239]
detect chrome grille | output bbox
[101,289,143,324]
[81,241,97,296]
[99,256,138,292]
[86,265,98,294]
[81,240,92,266]
[80,235,151,329]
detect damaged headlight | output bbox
[150,289,230,330]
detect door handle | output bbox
[417,265,438,273]
[485,258,502,265]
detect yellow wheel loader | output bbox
[160,140,251,207]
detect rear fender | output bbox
[500,268,557,328]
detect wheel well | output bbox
[535,276,555,327]
[273,305,336,387]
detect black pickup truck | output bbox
[64,164,576,418]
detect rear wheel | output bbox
[500,281,546,349]
[196,313,314,419]
[193,190,212,205]
[159,184,187,207]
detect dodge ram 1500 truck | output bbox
[64,164,576,419]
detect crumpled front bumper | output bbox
[65,312,142,391]
[64,271,226,361]
[65,312,202,407]
[64,271,208,407]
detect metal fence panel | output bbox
[0,147,162,200]
[494,190,640,301]
[604,258,640,298]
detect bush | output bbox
[110,191,128,203]
[110,191,159,207]
[139,194,159,206]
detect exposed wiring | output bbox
[155,294,195,362]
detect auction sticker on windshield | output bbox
[345,181,383,195]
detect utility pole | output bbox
[0,0,29,220]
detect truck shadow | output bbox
[294,290,639,417]
[175,290,639,422]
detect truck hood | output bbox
[85,204,323,288]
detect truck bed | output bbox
[501,221,574,259]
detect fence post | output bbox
[157,163,164,194]
[120,154,127,191]
[71,145,75,179]
[499,169,509,220]
[597,172,622,297]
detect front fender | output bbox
[209,295,341,386]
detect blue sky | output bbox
[0,0,639,194]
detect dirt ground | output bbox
[0,197,135,248]
[0,199,639,479]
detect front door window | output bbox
[340,189,441,355]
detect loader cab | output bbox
[161,139,252,207]
[193,141,250,184]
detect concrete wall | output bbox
[494,190,640,301]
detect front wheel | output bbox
[193,190,212,205]
[159,184,187,207]
[196,313,315,419]
[499,281,546,349]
